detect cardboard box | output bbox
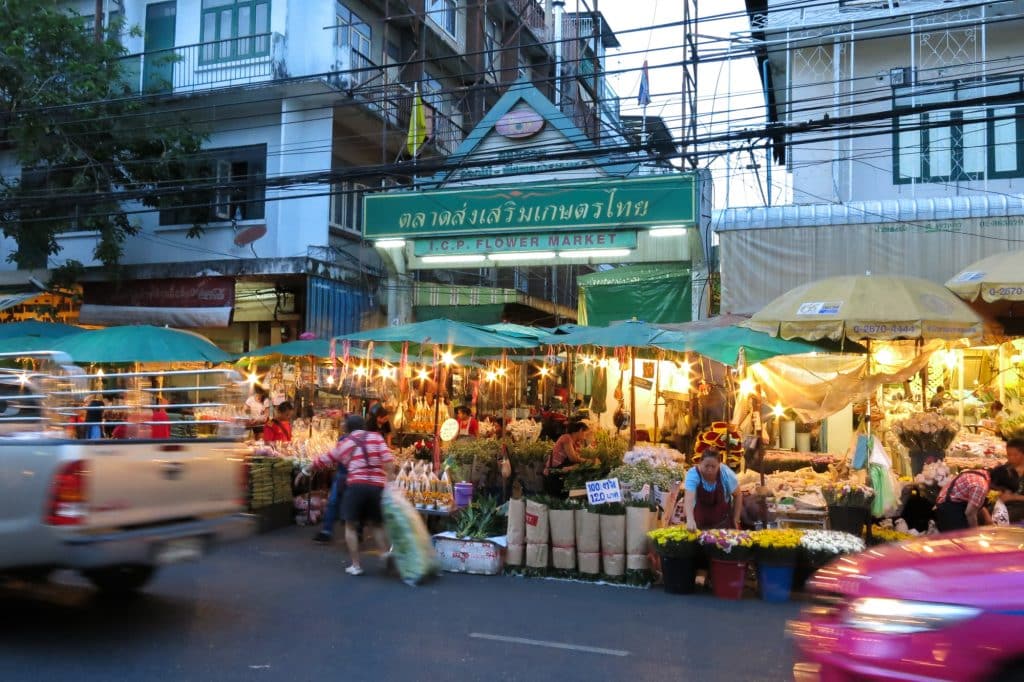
[432,532,506,575]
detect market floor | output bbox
[0,526,800,682]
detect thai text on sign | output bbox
[585,478,623,505]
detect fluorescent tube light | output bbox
[488,251,557,261]
[375,239,406,248]
[558,249,631,259]
[649,227,687,237]
[421,254,487,264]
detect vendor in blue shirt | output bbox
[684,448,743,530]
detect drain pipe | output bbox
[552,0,565,107]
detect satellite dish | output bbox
[234,224,267,246]
[439,418,460,442]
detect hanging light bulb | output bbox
[246,371,260,386]
[581,355,593,366]
[496,366,507,377]
[416,368,430,381]
[441,351,455,366]
[539,366,551,377]
[354,365,367,378]
[942,349,959,370]
[326,374,335,385]
[597,358,609,368]
[739,377,756,396]
[772,402,785,418]
[485,371,498,382]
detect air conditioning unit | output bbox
[889,66,914,87]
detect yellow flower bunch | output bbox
[648,526,701,546]
[986,490,1002,506]
[750,528,804,549]
[871,526,915,544]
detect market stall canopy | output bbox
[654,325,822,366]
[336,319,538,350]
[553,319,687,349]
[483,323,554,342]
[244,339,332,359]
[946,250,1024,303]
[52,325,233,364]
[0,321,83,339]
[742,274,983,343]
[577,264,691,326]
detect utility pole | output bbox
[682,0,699,168]
[94,0,104,44]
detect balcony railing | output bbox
[507,0,548,39]
[121,32,286,94]
[327,39,465,156]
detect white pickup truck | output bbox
[0,354,254,592]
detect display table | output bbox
[773,507,828,530]
[760,450,836,473]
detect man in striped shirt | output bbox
[318,416,394,575]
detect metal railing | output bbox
[508,0,548,38]
[121,32,285,94]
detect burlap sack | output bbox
[506,498,526,566]
[599,513,626,576]
[575,509,601,575]
[549,509,576,570]
[525,499,550,569]
[625,506,655,571]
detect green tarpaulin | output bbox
[578,264,691,326]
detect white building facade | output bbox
[718,0,1024,315]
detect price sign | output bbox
[585,478,622,506]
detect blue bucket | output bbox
[454,482,473,508]
[758,563,795,603]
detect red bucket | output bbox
[710,559,747,600]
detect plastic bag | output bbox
[381,486,439,585]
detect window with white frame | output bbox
[200,0,270,64]
[894,77,1024,183]
[330,181,368,235]
[428,0,457,38]
[484,18,500,75]
[159,145,266,226]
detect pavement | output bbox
[0,526,799,681]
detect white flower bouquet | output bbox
[800,529,865,556]
[623,444,685,468]
[507,418,541,443]
[915,461,951,488]
[892,412,959,453]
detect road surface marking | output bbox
[469,632,629,657]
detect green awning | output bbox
[578,264,691,326]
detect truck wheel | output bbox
[84,565,156,594]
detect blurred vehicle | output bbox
[0,352,254,593]
[790,527,1024,681]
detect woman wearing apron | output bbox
[455,405,479,438]
[935,469,991,532]
[543,421,591,497]
[684,448,743,530]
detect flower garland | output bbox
[693,421,743,467]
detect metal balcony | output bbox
[121,32,286,94]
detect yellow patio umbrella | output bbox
[946,250,1024,303]
[742,274,983,343]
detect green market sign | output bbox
[363,174,697,240]
[413,230,637,256]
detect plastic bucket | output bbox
[709,559,747,600]
[758,563,795,602]
[659,553,698,594]
[454,482,474,508]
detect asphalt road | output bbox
[0,527,800,682]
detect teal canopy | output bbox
[553,320,687,349]
[245,339,332,358]
[52,325,232,363]
[483,323,554,342]
[0,321,83,339]
[337,319,538,351]
[653,325,822,366]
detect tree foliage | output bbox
[0,0,205,270]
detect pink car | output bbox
[790,527,1024,682]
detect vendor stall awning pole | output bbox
[630,349,637,447]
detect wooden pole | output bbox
[629,349,637,446]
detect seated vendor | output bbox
[990,437,1024,523]
[455,405,479,438]
[684,448,743,531]
[263,401,294,443]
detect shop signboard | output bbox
[412,230,637,256]
[364,174,697,240]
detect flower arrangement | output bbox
[623,443,686,467]
[915,461,951,488]
[751,528,804,564]
[507,418,541,443]
[698,528,754,560]
[693,421,743,468]
[821,482,875,508]
[609,461,687,497]
[799,529,865,556]
[648,526,701,557]
[999,413,1024,440]
[870,525,916,544]
[892,412,959,453]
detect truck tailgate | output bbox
[84,440,246,529]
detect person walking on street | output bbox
[320,415,394,575]
[311,414,364,543]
